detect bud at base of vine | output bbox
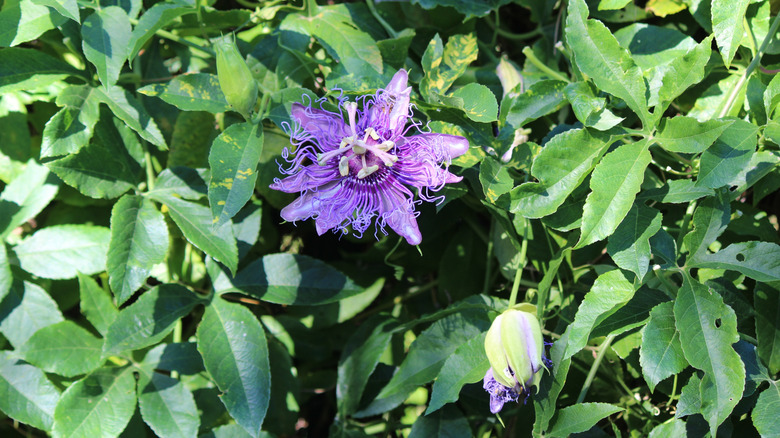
[483,303,549,413]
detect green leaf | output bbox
[676,373,702,418]
[281,4,382,79]
[0,279,63,348]
[656,35,713,112]
[426,332,489,414]
[141,342,205,376]
[0,245,10,302]
[509,128,609,218]
[764,74,780,119]
[148,167,208,201]
[46,110,144,199]
[19,321,103,378]
[408,405,470,438]
[196,297,270,438]
[139,74,231,114]
[94,85,167,149]
[754,282,780,375]
[0,161,59,239]
[0,0,66,47]
[577,140,651,248]
[696,119,757,189]
[104,284,203,356]
[547,403,624,437]
[638,179,714,204]
[0,351,59,432]
[136,368,200,438]
[148,194,237,275]
[479,157,513,204]
[711,0,750,68]
[648,419,688,438]
[41,85,101,158]
[753,381,780,438]
[370,304,491,409]
[504,80,567,128]
[81,7,132,87]
[107,195,169,305]
[168,111,216,168]
[591,285,669,338]
[639,302,688,392]
[447,83,498,123]
[614,23,697,70]
[208,122,263,227]
[52,366,137,438]
[673,274,745,436]
[606,204,662,280]
[337,315,398,417]
[212,253,364,305]
[421,33,478,100]
[533,333,573,435]
[564,81,623,130]
[682,192,730,259]
[129,1,194,60]
[0,47,80,94]
[564,269,636,359]
[410,0,511,19]
[654,117,733,154]
[692,241,780,282]
[78,272,118,337]
[566,0,650,127]
[31,0,79,22]
[13,225,110,280]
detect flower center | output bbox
[315,102,398,179]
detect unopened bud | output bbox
[215,35,258,120]
[483,303,548,413]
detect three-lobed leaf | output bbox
[673,274,745,436]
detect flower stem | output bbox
[717,11,780,119]
[482,220,494,296]
[366,0,397,38]
[521,46,569,83]
[576,334,615,404]
[508,222,529,307]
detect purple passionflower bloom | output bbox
[270,69,469,245]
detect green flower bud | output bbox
[215,35,258,120]
[484,303,547,392]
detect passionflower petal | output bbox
[270,69,469,244]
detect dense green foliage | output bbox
[0,0,779,436]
